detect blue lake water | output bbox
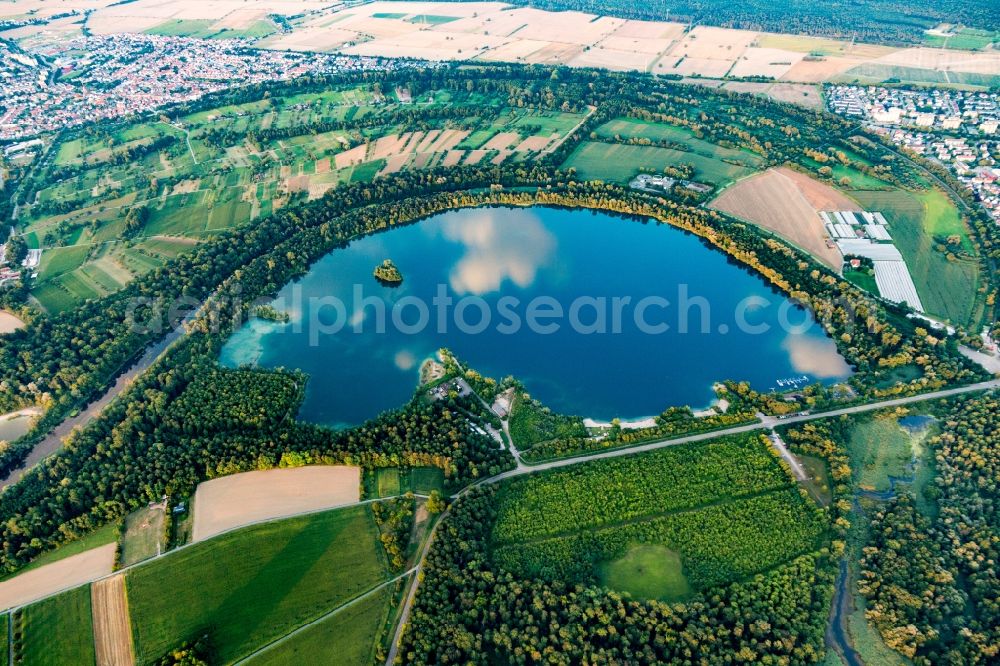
[220,206,851,427]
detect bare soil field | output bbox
[710,167,846,270]
[514,134,553,152]
[441,150,464,167]
[671,57,736,78]
[781,57,866,82]
[729,47,803,79]
[334,144,366,169]
[569,47,658,72]
[9,0,990,85]
[482,131,520,151]
[92,574,135,666]
[780,168,861,211]
[0,544,115,611]
[670,26,756,59]
[191,465,361,542]
[0,310,26,334]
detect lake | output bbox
[220,206,851,427]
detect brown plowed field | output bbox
[710,167,851,270]
[92,574,136,666]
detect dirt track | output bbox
[92,574,135,666]
[192,466,361,542]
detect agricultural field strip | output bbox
[232,567,415,666]
[26,104,564,256]
[0,493,426,616]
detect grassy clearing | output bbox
[120,506,166,567]
[595,118,763,167]
[839,64,1000,89]
[798,454,833,506]
[408,14,459,24]
[37,245,91,280]
[600,545,692,602]
[366,467,445,498]
[923,27,998,50]
[245,586,394,665]
[844,268,878,294]
[145,19,215,37]
[851,188,979,326]
[15,586,96,666]
[126,504,389,665]
[563,141,755,186]
[847,416,915,492]
[32,281,81,313]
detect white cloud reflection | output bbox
[440,210,555,295]
[782,334,852,378]
[394,349,417,371]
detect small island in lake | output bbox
[373,259,403,285]
[253,304,290,323]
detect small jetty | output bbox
[775,375,810,388]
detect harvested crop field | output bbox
[0,310,26,334]
[0,544,115,611]
[192,465,361,542]
[92,574,135,666]
[25,1,992,85]
[781,168,862,211]
[710,168,849,270]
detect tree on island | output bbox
[373,259,403,285]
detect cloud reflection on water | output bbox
[782,334,852,378]
[438,209,556,295]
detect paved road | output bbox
[385,510,448,666]
[1,315,195,488]
[236,567,416,665]
[478,378,1000,484]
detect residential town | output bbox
[826,84,1000,223]
[0,33,416,141]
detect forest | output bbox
[457,0,999,44]
[398,486,834,664]
[858,394,999,664]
